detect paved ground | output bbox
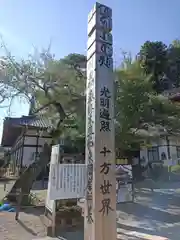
[1,180,180,239]
[0,208,46,240]
[116,182,180,239]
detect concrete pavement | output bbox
[1,180,180,239]
[116,181,180,239]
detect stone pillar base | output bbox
[44,205,83,236]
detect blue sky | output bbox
[0,0,180,141]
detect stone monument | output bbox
[84,2,116,240]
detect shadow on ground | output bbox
[17,219,37,236]
[2,179,180,239]
[20,206,45,216]
[118,201,180,224]
[117,182,180,240]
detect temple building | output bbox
[140,88,180,165]
[1,99,84,172]
[1,115,52,168]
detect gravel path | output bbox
[0,181,47,240]
[1,181,180,239]
[116,181,180,239]
[0,209,46,240]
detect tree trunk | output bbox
[21,185,31,205]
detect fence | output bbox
[0,164,45,179]
[0,166,21,179]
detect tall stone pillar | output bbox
[84,3,116,240]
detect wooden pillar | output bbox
[46,144,61,236]
[84,3,116,240]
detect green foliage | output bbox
[115,56,180,150]
[61,53,86,68]
[139,41,167,74]
[138,39,180,92]
[115,61,152,149]
[1,40,180,152]
[0,44,86,143]
[138,41,168,93]
[166,40,180,87]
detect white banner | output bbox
[48,164,87,200]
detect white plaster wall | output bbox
[22,146,36,166]
[140,148,148,166]
[170,146,177,160]
[25,129,38,135]
[169,137,179,160]
[158,138,168,161]
[16,147,23,165]
[22,134,51,167]
[24,129,37,145]
[40,131,51,138]
[24,129,51,146]
[140,136,180,164]
[26,129,51,138]
[24,136,37,145]
[10,128,52,167]
[38,136,51,146]
[10,131,24,166]
[140,138,165,164]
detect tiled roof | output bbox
[5,115,53,129]
[1,115,53,147]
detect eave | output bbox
[1,115,53,147]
